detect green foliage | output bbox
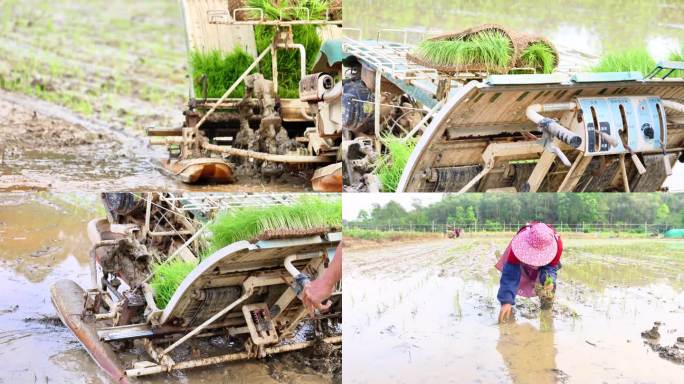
[656,203,670,222]
[519,42,556,74]
[150,259,198,309]
[483,219,503,231]
[667,44,684,78]
[249,0,325,98]
[206,195,341,254]
[349,194,684,232]
[248,0,329,21]
[465,206,477,225]
[375,135,416,192]
[412,31,513,72]
[343,227,435,241]
[254,24,322,98]
[190,48,254,98]
[590,48,656,75]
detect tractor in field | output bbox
[342,25,684,192]
[149,0,343,191]
[50,192,341,382]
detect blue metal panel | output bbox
[606,97,634,150]
[578,98,611,153]
[636,98,654,146]
[578,96,664,155]
[646,97,666,148]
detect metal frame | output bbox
[80,213,342,379]
[206,6,342,26]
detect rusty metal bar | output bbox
[202,142,334,163]
[160,290,253,356]
[126,335,341,377]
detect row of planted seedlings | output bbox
[150,195,342,308]
[373,24,684,192]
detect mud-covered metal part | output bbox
[242,303,278,345]
[125,336,342,377]
[102,193,145,222]
[55,193,342,380]
[342,77,374,135]
[51,280,130,384]
[299,73,335,102]
[100,238,149,288]
[342,137,377,191]
[301,72,343,138]
[430,165,484,192]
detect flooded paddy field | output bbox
[0,194,337,383]
[343,234,684,383]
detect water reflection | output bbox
[496,311,558,384]
[345,0,684,60]
[0,193,99,282]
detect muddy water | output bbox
[0,194,330,383]
[344,236,684,383]
[344,0,684,61]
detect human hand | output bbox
[498,303,513,323]
[301,278,334,317]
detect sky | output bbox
[665,163,684,192]
[342,193,444,221]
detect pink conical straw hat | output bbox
[510,223,557,267]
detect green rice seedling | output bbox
[591,48,656,75]
[248,0,283,20]
[150,259,198,309]
[412,31,512,73]
[667,44,684,78]
[254,24,322,98]
[374,135,416,192]
[248,0,329,21]
[520,42,556,74]
[190,48,255,98]
[206,195,341,254]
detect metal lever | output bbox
[285,255,332,314]
[538,118,574,167]
[662,146,672,176]
[623,144,647,174]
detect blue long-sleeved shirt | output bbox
[497,262,560,305]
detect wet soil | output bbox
[0,91,311,192]
[344,235,684,383]
[0,194,336,383]
[0,90,172,191]
[641,322,684,365]
[0,0,312,192]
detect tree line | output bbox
[349,194,684,228]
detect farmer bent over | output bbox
[496,222,562,323]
